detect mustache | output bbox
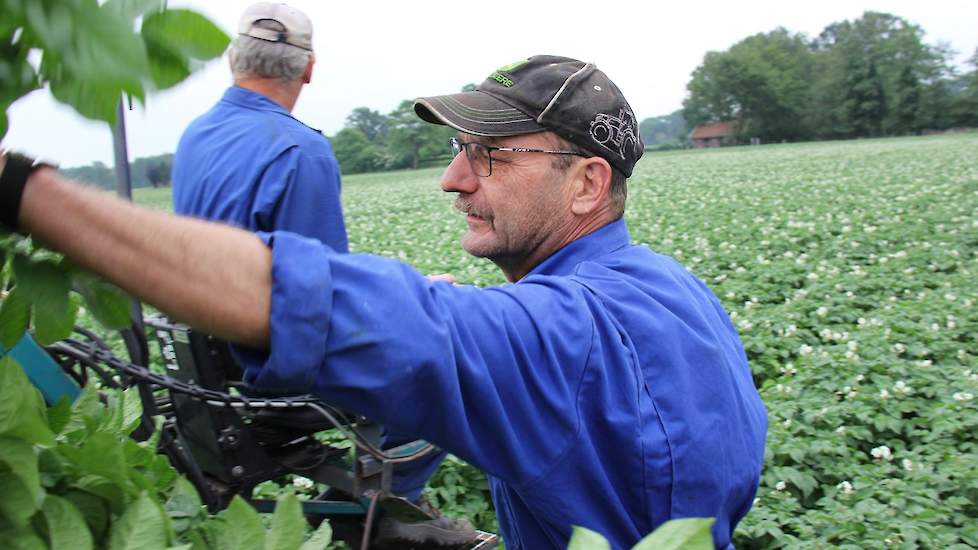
[454,196,492,221]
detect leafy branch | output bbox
[1,0,229,140]
[0,0,230,345]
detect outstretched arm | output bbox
[18,165,273,347]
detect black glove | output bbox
[0,151,56,231]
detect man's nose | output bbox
[441,153,480,194]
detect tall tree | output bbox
[640,110,688,147]
[811,12,952,137]
[683,28,815,142]
[892,64,922,133]
[384,100,452,170]
[949,48,978,127]
[331,127,383,174]
[144,156,172,187]
[345,107,389,142]
[844,55,886,136]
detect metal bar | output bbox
[111,99,133,200]
[109,98,147,370]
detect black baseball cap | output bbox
[414,55,644,177]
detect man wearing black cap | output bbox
[2,55,767,549]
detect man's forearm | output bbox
[19,168,273,348]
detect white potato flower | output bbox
[871,446,893,461]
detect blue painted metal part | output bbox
[251,498,367,515]
[1,333,80,405]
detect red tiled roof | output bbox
[689,121,738,139]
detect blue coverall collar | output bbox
[221,86,324,134]
[525,218,631,279]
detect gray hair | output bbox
[229,20,311,81]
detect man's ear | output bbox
[302,53,315,84]
[570,157,612,215]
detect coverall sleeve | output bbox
[252,147,349,253]
[238,231,595,486]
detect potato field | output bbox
[132,133,978,548]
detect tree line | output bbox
[65,10,977,182]
[683,11,978,143]
[62,154,173,189]
[330,100,456,174]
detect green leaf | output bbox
[61,385,103,442]
[0,471,39,528]
[108,493,169,550]
[299,519,333,550]
[0,356,56,445]
[72,271,133,329]
[267,491,306,550]
[46,396,74,435]
[34,291,80,345]
[166,477,202,514]
[0,109,7,143]
[566,526,611,550]
[0,50,41,107]
[165,477,203,533]
[103,0,166,20]
[63,489,110,541]
[68,432,135,496]
[121,387,145,436]
[142,37,190,91]
[0,286,32,349]
[37,447,69,488]
[0,525,47,550]
[73,475,128,515]
[141,9,229,91]
[11,255,74,345]
[22,2,76,55]
[631,518,715,550]
[141,9,230,60]
[0,436,42,503]
[216,496,266,549]
[41,495,94,550]
[48,76,127,126]
[95,389,127,437]
[29,1,150,83]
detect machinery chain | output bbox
[46,337,319,410]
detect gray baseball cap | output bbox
[238,2,313,51]
[415,55,644,177]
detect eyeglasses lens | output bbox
[450,139,491,177]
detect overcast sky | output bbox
[4,0,977,167]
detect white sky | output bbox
[4,0,977,167]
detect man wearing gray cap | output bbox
[3,55,767,549]
[172,2,347,250]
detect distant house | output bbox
[689,121,738,148]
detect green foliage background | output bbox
[684,12,978,142]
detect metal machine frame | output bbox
[12,318,498,550]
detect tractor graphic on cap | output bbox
[589,108,641,161]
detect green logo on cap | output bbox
[487,58,530,87]
[495,59,530,72]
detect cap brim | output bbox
[414,91,545,136]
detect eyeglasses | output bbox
[449,137,588,177]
